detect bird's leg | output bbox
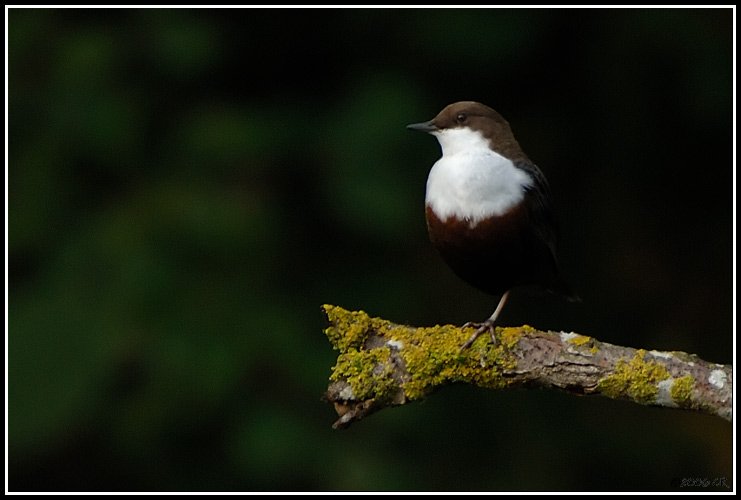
[461,291,510,350]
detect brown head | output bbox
[407,101,529,164]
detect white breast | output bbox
[425,127,533,226]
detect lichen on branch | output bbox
[321,305,732,429]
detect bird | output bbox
[407,101,577,350]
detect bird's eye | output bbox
[456,113,467,123]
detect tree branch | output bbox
[321,305,732,429]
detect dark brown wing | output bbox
[517,160,579,301]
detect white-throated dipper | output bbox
[407,101,577,349]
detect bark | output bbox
[321,305,732,429]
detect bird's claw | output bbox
[460,320,498,351]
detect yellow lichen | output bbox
[568,334,592,347]
[324,305,531,402]
[597,349,670,403]
[500,326,530,349]
[670,375,695,407]
[330,347,395,401]
[323,304,372,351]
[390,323,525,400]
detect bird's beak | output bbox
[406,120,438,133]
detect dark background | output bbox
[8,7,733,492]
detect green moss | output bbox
[597,349,670,404]
[670,375,695,407]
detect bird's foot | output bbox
[460,319,498,351]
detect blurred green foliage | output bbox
[8,8,732,492]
